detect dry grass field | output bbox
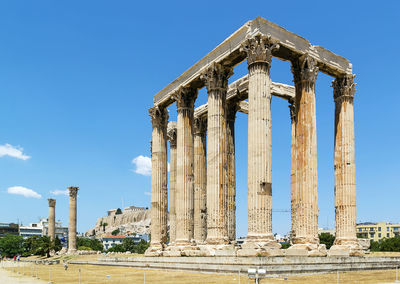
[1,253,400,283]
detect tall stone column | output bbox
[174,87,198,248]
[330,75,361,256]
[202,62,232,245]
[146,106,168,255]
[289,100,297,241]
[167,123,177,244]
[239,34,281,256]
[48,199,56,241]
[68,186,79,254]
[193,117,207,244]
[226,101,239,242]
[288,55,324,255]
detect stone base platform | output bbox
[70,256,400,276]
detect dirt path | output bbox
[0,266,46,284]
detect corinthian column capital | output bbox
[288,99,296,122]
[193,117,207,136]
[149,106,169,129]
[68,186,79,198]
[173,86,198,112]
[332,74,356,103]
[201,62,233,93]
[226,101,241,122]
[241,34,280,67]
[167,126,177,148]
[291,54,319,85]
[48,198,56,207]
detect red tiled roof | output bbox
[103,235,126,239]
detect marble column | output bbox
[167,123,177,244]
[240,34,280,252]
[289,55,321,253]
[330,75,361,255]
[289,100,297,241]
[193,117,207,244]
[68,186,79,253]
[174,87,198,247]
[226,101,239,242]
[48,199,56,241]
[146,106,168,255]
[203,62,232,245]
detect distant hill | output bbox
[85,206,151,237]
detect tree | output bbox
[107,244,125,253]
[111,229,120,236]
[319,233,335,249]
[77,237,103,251]
[54,236,62,252]
[115,208,122,215]
[122,238,136,252]
[102,223,108,232]
[34,236,52,257]
[0,234,24,257]
[135,239,149,254]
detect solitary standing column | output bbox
[226,101,239,242]
[168,123,177,244]
[289,55,324,255]
[68,186,79,254]
[193,117,207,244]
[239,34,281,256]
[174,87,198,249]
[48,199,56,241]
[330,75,362,256]
[203,62,232,245]
[146,106,169,255]
[289,100,297,241]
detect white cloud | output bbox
[131,155,170,176]
[50,189,69,196]
[7,186,41,199]
[0,144,31,160]
[132,155,152,176]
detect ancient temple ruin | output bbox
[146,17,360,257]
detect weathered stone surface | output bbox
[48,198,56,241]
[167,122,177,244]
[146,106,168,253]
[193,117,207,244]
[174,87,197,246]
[202,62,232,245]
[291,55,319,247]
[68,187,79,254]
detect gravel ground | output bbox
[0,264,46,284]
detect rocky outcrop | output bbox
[86,207,151,238]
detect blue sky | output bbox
[0,1,399,237]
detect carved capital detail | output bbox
[288,99,296,122]
[48,198,56,207]
[226,101,241,122]
[332,74,356,103]
[201,62,233,93]
[149,106,169,129]
[291,54,319,85]
[68,186,79,198]
[167,127,177,147]
[172,86,198,112]
[194,117,207,136]
[241,33,280,67]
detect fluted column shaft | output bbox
[333,75,357,245]
[175,87,197,245]
[243,35,278,240]
[149,107,169,249]
[68,186,79,253]
[193,117,207,243]
[48,199,56,241]
[203,62,232,244]
[289,101,297,240]
[168,126,177,244]
[226,102,238,242]
[291,55,319,245]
